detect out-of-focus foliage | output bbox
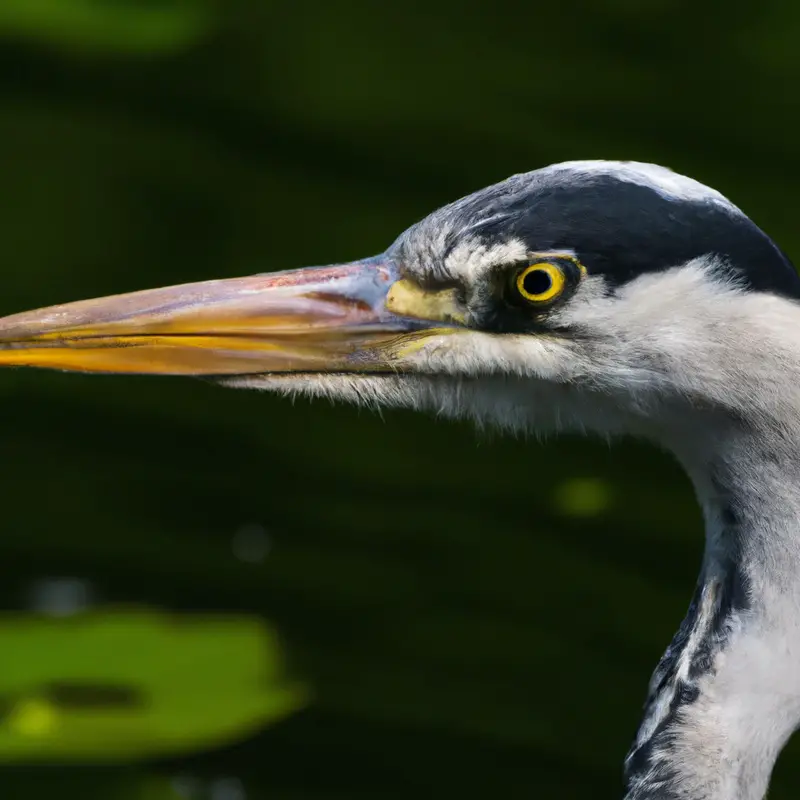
[0,0,215,55]
[0,0,799,798]
[0,610,305,761]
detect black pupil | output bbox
[522,268,552,297]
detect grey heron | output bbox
[0,160,797,799]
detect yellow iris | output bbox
[515,262,566,303]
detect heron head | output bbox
[0,161,797,448]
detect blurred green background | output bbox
[0,1,799,797]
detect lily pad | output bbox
[0,609,307,761]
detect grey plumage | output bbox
[0,160,798,799]
[257,163,800,799]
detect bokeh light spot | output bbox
[232,524,271,564]
[554,477,612,518]
[210,777,246,800]
[7,698,57,738]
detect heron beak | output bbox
[0,258,462,376]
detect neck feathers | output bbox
[624,432,800,800]
[623,566,748,798]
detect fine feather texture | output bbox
[225,162,800,799]
[231,260,800,799]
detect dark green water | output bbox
[0,2,799,797]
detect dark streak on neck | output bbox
[623,491,750,799]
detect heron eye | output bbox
[515,262,566,303]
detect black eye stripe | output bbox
[468,255,587,333]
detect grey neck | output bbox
[623,423,800,800]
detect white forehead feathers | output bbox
[440,237,528,285]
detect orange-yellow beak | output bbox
[0,259,458,376]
